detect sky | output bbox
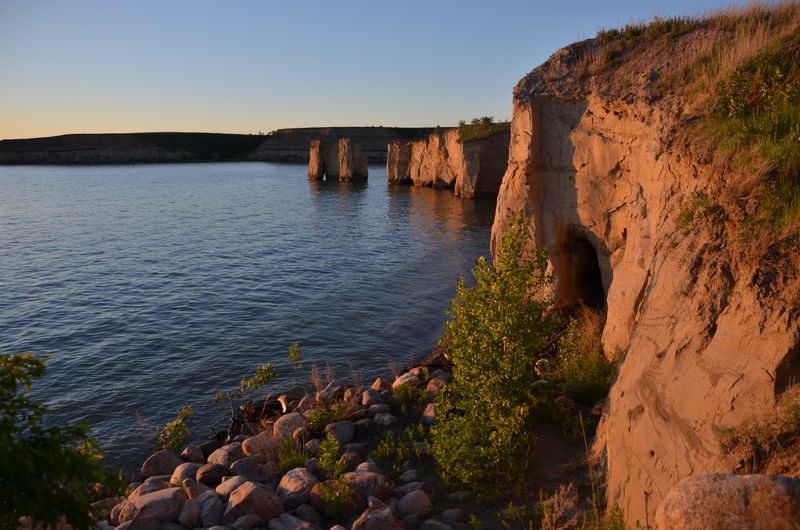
[0,0,762,139]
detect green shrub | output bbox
[431,211,558,490]
[318,433,346,478]
[392,383,426,416]
[0,353,123,530]
[278,436,306,473]
[306,401,350,433]
[156,406,193,450]
[371,424,427,477]
[317,479,355,519]
[215,362,278,420]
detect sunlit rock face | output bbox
[386,128,509,199]
[492,38,800,526]
[308,138,368,182]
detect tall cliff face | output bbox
[493,19,800,527]
[386,128,509,199]
[308,138,368,181]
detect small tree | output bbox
[215,363,278,422]
[431,211,557,490]
[0,353,122,529]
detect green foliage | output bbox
[458,117,511,142]
[318,433,347,479]
[215,362,278,421]
[712,33,800,235]
[278,436,306,473]
[392,383,426,416]
[551,318,617,407]
[498,501,539,529]
[469,514,485,530]
[288,343,303,370]
[316,479,355,520]
[0,353,123,530]
[156,406,193,450]
[597,16,700,43]
[431,211,558,490]
[371,424,428,477]
[676,191,713,232]
[306,401,350,434]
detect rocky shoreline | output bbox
[93,362,476,530]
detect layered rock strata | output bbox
[491,37,800,526]
[308,138,368,181]
[386,128,509,199]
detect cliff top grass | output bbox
[457,117,511,142]
[523,1,800,242]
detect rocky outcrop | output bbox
[386,128,509,199]
[491,32,800,527]
[308,139,368,181]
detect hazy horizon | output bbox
[1,0,765,140]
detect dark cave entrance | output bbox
[557,232,606,311]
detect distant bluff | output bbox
[0,128,435,165]
[491,3,800,526]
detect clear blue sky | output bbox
[0,0,758,139]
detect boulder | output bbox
[422,403,437,425]
[373,413,397,427]
[370,378,391,390]
[295,503,324,527]
[170,462,201,485]
[655,474,800,530]
[140,449,183,479]
[351,503,403,530]
[128,479,169,501]
[368,404,390,415]
[267,513,319,530]
[231,513,265,530]
[180,445,205,464]
[398,469,417,483]
[395,481,435,498]
[441,508,465,522]
[397,490,432,516]
[355,460,382,474]
[199,492,225,527]
[273,412,308,439]
[115,516,161,530]
[420,519,453,530]
[277,467,319,510]
[304,438,322,456]
[216,475,249,500]
[242,432,280,461]
[196,462,227,486]
[361,388,383,407]
[181,477,211,498]
[197,439,222,458]
[207,442,246,468]
[342,471,393,501]
[324,421,355,444]
[426,377,447,393]
[178,498,201,528]
[315,382,344,404]
[230,455,269,482]
[392,372,421,389]
[223,481,284,525]
[132,486,187,522]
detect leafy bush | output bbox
[317,479,356,519]
[431,211,558,490]
[371,424,427,477]
[0,353,122,530]
[318,433,346,478]
[306,401,351,433]
[392,383,426,416]
[278,436,306,473]
[215,362,278,419]
[156,406,193,450]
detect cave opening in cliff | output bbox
[558,234,606,311]
[572,237,605,310]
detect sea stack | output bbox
[307,138,368,181]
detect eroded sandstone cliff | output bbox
[308,138,368,181]
[386,127,509,199]
[492,16,800,527]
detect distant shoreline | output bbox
[0,128,437,166]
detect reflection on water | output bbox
[0,162,493,468]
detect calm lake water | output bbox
[0,162,494,468]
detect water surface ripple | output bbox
[0,162,494,468]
